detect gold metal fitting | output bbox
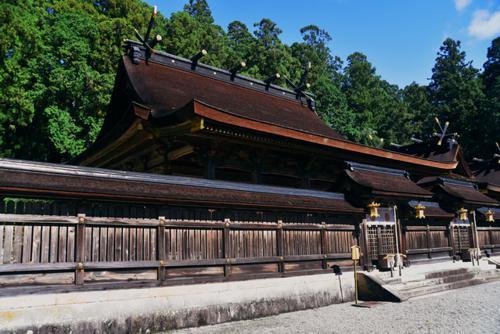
[415,203,426,219]
[486,209,495,223]
[458,208,468,221]
[367,201,380,220]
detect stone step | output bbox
[398,278,487,300]
[486,259,500,269]
[478,269,500,281]
[424,267,472,279]
[381,277,402,285]
[390,271,477,292]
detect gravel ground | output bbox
[169,281,500,334]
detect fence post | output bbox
[223,218,231,277]
[75,213,86,285]
[276,220,284,274]
[320,222,327,269]
[488,228,493,250]
[426,225,431,259]
[157,216,166,282]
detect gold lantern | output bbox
[415,203,426,219]
[486,209,495,223]
[458,207,468,221]
[367,201,380,220]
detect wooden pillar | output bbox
[360,221,372,270]
[157,216,166,282]
[223,218,231,277]
[205,157,216,179]
[75,214,86,285]
[320,222,327,269]
[488,228,493,250]
[252,158,262,184]
[448,223,455,260]
[397,219,406,265]
[276,220,284,273]
[426,224,431,259]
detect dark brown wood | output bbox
[75,214,86,285]
[157,216,166,281]
[276,220,284,273]
[320,222,327,269]
[223,218,231,277]
[426,225,431,259]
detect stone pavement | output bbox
[171,280,500,334]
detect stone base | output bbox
[0,273,354,334]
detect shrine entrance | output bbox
[361,207,400,270]
[450,223,473,260]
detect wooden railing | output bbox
[0,214,357,288]
[477,227,500,255]
[403,225,452,262]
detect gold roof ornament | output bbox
[367,201,380,220]
[458,207,468,221]
[486,209,495,223]
[415,203,426,219]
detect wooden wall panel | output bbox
[325,230,355,254]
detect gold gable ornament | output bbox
[415,203,426,219]
[367,201,380,220]
[458,208,468,221]
[486,209,495,223]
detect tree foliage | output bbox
[0,0,498,162]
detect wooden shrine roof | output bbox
[81,41,460,173]
[345,162,433,200]
[418,177,498,207]
[408,201,454,219]
[121,55,344,141]
[477,207,500,220]
[0,159,362,214]
[470,156,500,193]
[390,135,472,177]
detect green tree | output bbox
[482,37,500,153]
[226,20,258,74]
[290,25,353,138]
[428,38,485,157]
[183,0,214,24]
[0,0,161,161]
[402,82,432,138]
[251,19,298,82]
[0,1,45,158]
[164,7,230,68]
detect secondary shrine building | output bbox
[0,40,498,288]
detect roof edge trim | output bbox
[192,101,459,171]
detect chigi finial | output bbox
[230,61,246,80]
[264,73,281,86]
[191,49,208,69]
[133,5,162,61]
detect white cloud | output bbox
[455,0,472,11]
[468,10,500,39]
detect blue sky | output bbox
[150,0,500,88]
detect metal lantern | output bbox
[367,201,380,220]
[458,207,468,221]
[486,209,495,223]
[415,203,426,219]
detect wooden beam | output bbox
[167,145,194,161]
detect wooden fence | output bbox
[0,213,357,290]
[477,227,500,255]
[403,225,453,264]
